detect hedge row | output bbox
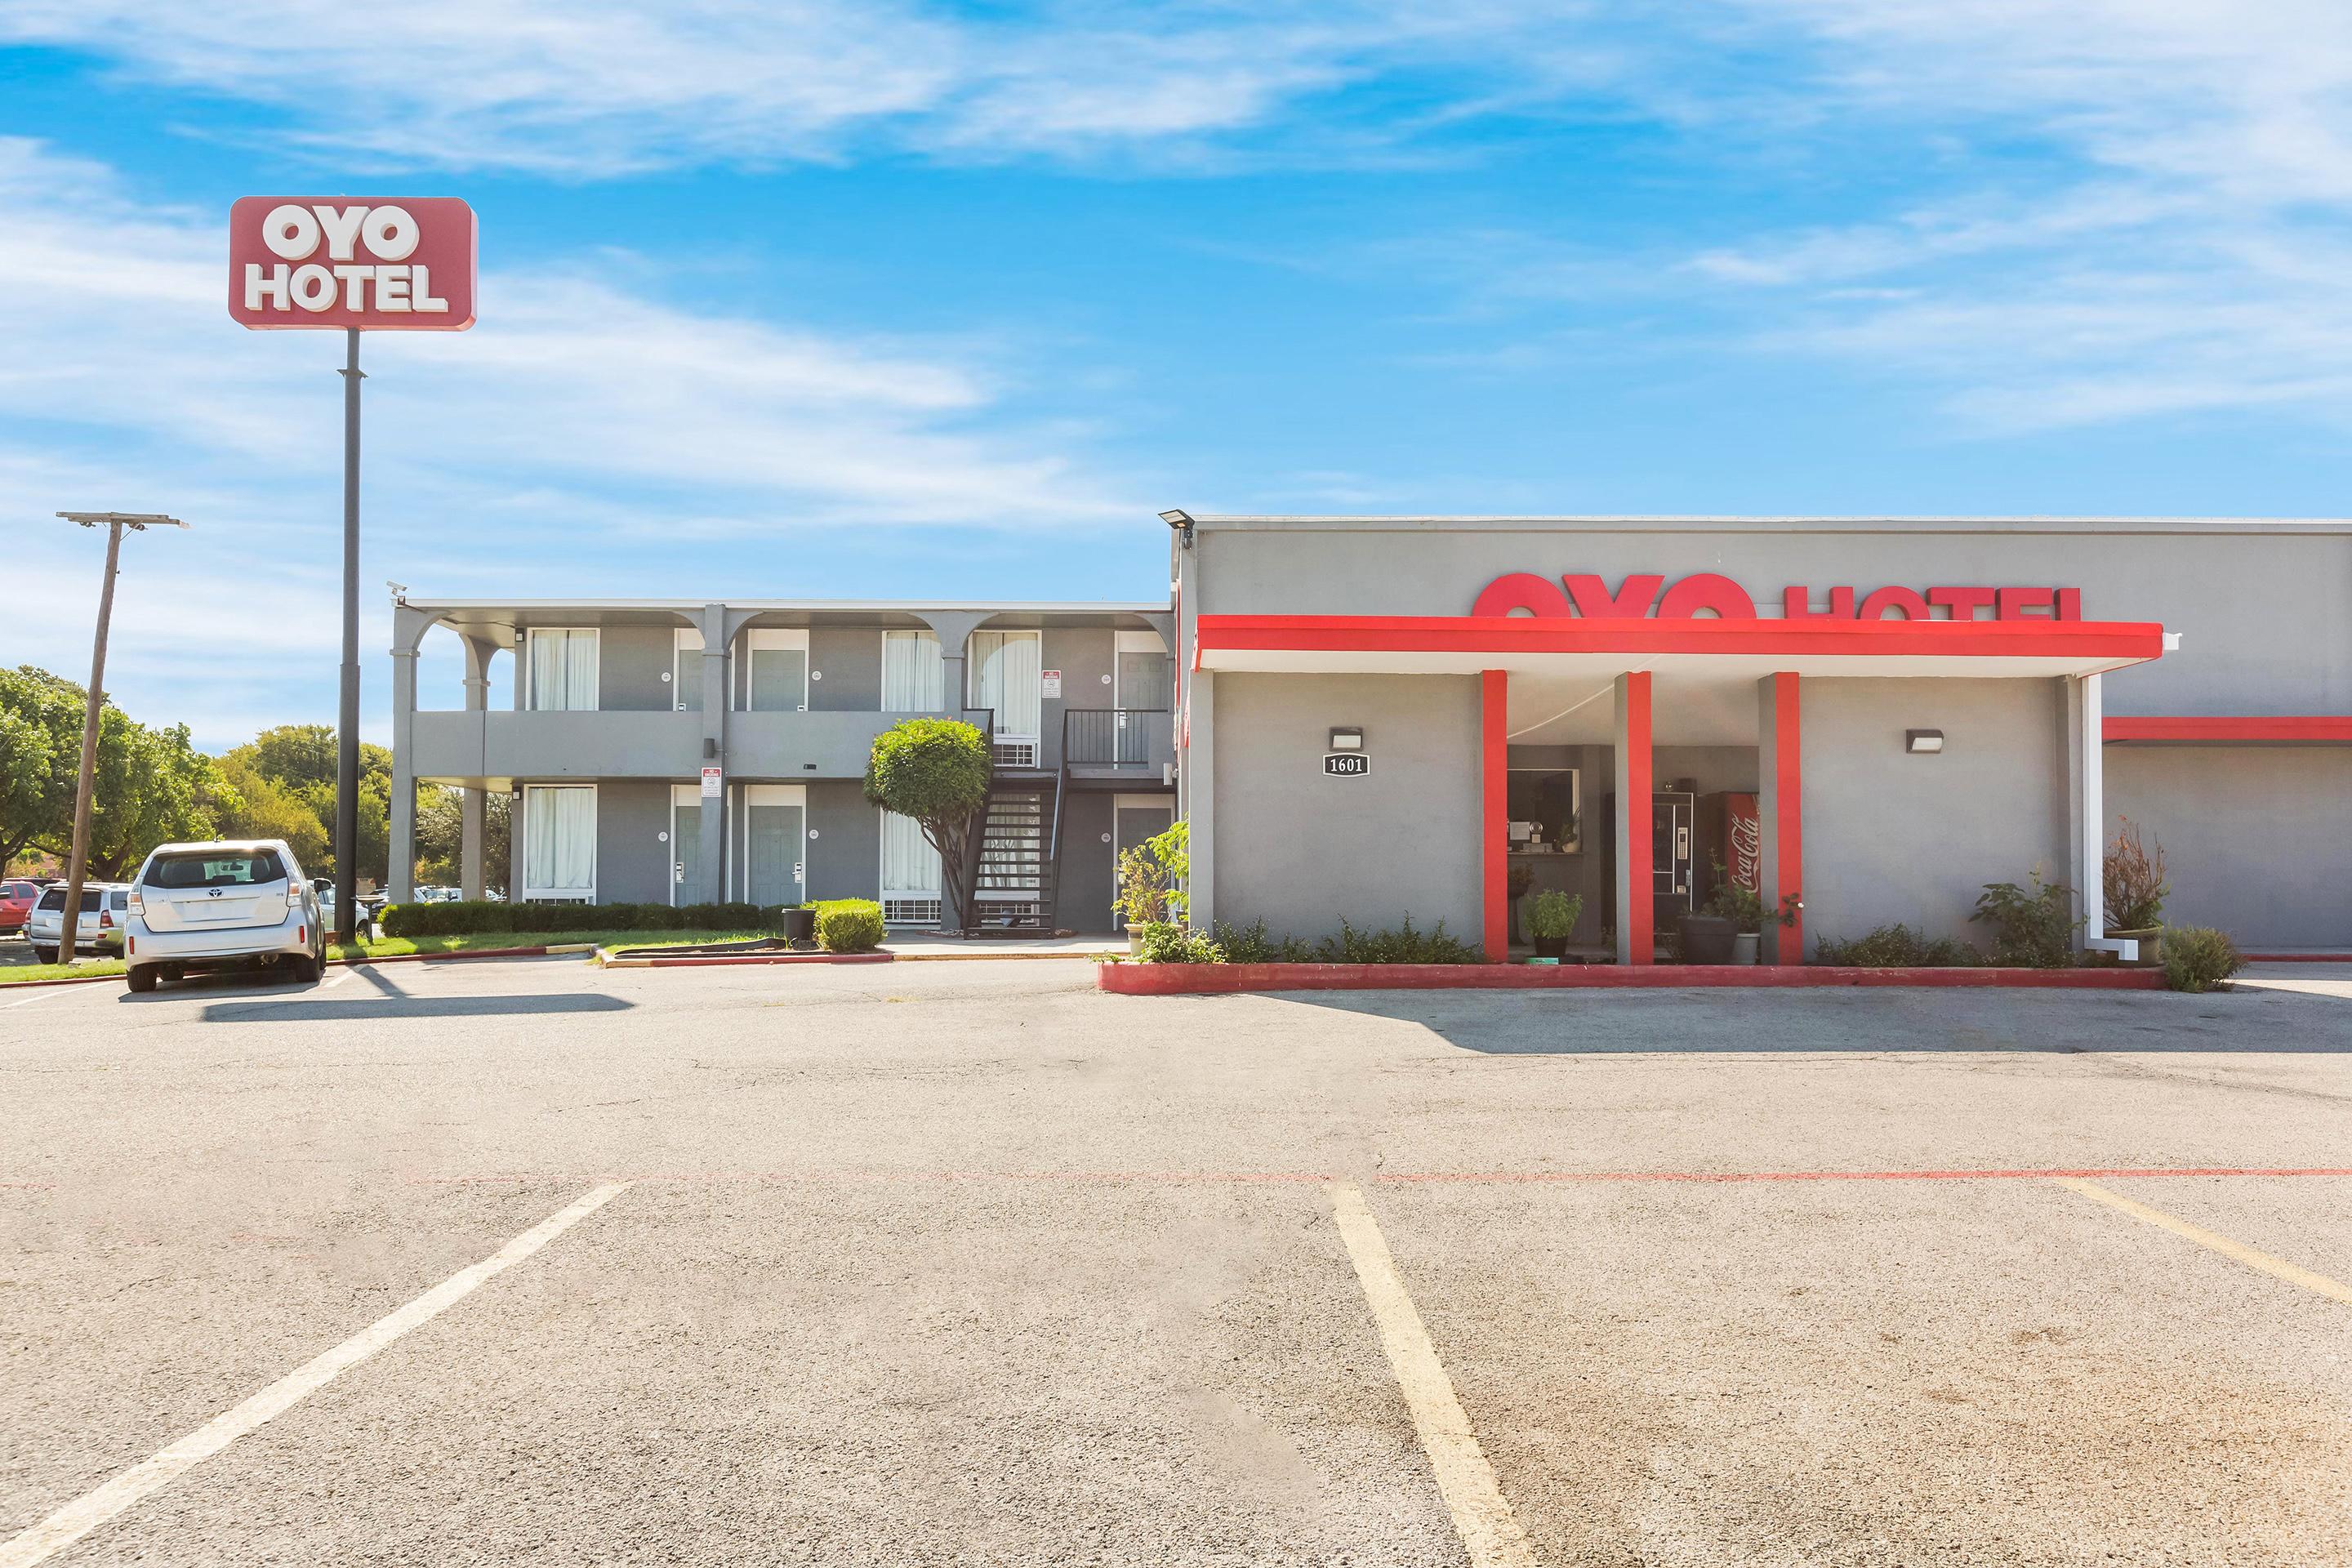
[810,898,884,953]
[381,900,782,938]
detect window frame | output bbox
[523,627,602,713]
[519,782,599,902]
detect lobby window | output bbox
[1508,767,1580,853]
[525,628,599,712]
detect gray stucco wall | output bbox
[595,780,672,904]
[2106,746,2352,947]
[1212,673,1481,945]
[1800,678,2070,954]
[810,628,884,713]
[1653,746,1758,796]
[600,626,679,714]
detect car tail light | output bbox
[287,882,303,906]
[98,910,113,929]
[127,888,143,915]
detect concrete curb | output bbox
[596,948,894,969]
[892,950,1122,962]
[0,969,125,989]
[2243,952,2352,963]
[1098,961,2172,994]
[335,943,598,966]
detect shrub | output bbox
[1117,821,1191,929]
[1214,919,1313,963]
[1138,921,1226,964]
[1316,915,1484,964]
[2163,925,2243,992]
[1812,924,1979,967]
[2104,818,2169,930]
[811,898,885,953]
[379,899,777,938]
[1971,871,2082,968]
[1526,890,1581,942]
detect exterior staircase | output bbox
[964,777,1058,934]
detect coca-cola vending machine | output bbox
[1696,792,1761,907]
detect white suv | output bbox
[125,840,326,992]
[26,884,131,964]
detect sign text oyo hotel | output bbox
[228,198,477,331]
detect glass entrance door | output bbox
[742,785,806,907]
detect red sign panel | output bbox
[1473,572,2082,621]
[228,197,476,331]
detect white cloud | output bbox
[0,137,1138,745]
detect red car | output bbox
[0,880,42,936]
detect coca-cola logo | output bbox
[1473,572,2082,621]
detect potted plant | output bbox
[1526,889,1582,960]
[2103,818,2167,965]
[1699,864,1766,964]
[1115,821,1190,954]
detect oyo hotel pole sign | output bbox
[1473,572,2083,621]
[227,198,476,330]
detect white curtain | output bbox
[881,630,945,712]
[969,631,1040,737]
[526,787,595,893]
[880,809,942,894]
[528,630,599,711]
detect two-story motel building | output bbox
[387,514,2352,955]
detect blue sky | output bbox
[5,1,2352,746]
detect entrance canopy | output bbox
[1193,613,2167,745]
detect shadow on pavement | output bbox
[195,991,633,1023]
[1266,983,2352,1054]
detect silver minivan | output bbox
[125,840,325,992]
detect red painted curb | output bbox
[2243,952,2352,963]
[639,951,894,968]
[1096,961,2169,994]
[335,946,558,965]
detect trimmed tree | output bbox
[862,717,992,932]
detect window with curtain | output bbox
[527,629,599,711]
[967,630,1041,737]
[880,809,942,894]
[881,630,946,712]
[523,786,595,896]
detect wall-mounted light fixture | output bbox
[1905,729,1944,755]
[1159,508,1196,548]
[1330,726,1364,751]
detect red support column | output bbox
[1481,669,1508,962]
[1768,671,1804,964]
[1617,671,1653,966]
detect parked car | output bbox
[26,883,131,963]
[311,879,388,928]
[123,840,324,992]
[0,879,43,935]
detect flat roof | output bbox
[1185,514,2352,535]
[401,598,1170,613]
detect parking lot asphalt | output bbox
[3,956,2349,1565]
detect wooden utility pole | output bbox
[55,513,185,961]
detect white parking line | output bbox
[1328,1181,1538,1568]
[0,1181,631,1568]
[0,985,99,1011]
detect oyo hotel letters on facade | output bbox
[387,516,2352,957]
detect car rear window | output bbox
[145,851,286,889]
[36,889,103,912]
[109,889,128,910]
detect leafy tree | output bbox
[862,717,991,929]
[415,786,510,895]
[0,666,86,874]
[218,724,394,884]
[213,754,330,870]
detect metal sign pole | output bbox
[334,327,363,945]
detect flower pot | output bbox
[2109,928,2163,966]
[1128,928,1145,956]
[1732,932,1758,965]
[1532,933,1570,960]
[1677,913,1738,964]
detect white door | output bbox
[739,784,807,908]
[968,630,1041,765]
[673,628,704,712]
[742,630,809,712]
[1114,630,1171,764]
[670,784,702,905]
